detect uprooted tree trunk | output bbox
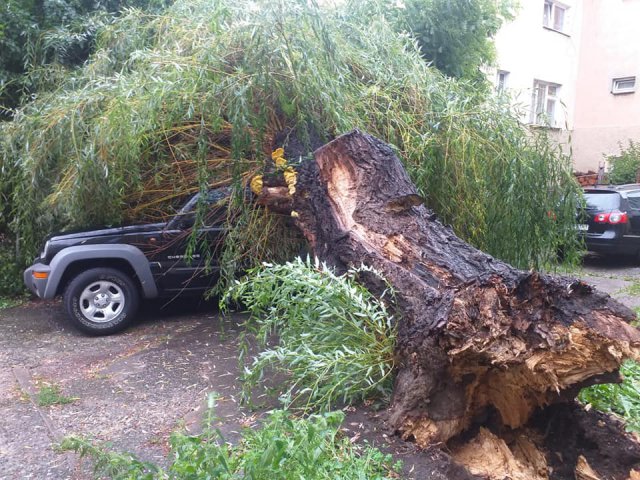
[257,129,640,479]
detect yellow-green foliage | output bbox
[1,0,581,281]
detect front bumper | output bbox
[23,263,51,298]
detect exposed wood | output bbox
[256,129,640,479]
[452,428,548,480]
[576,456,602,480]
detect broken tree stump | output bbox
[257,129,640,479]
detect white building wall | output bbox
[492,0,640,172]
[492,0,584,129]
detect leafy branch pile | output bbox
[0,0,173,115]
[224,257,396,411]
[0,0,581,296]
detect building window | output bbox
[496,70,509,92]
[531,80,561,126]
[612,76,636,95]
[543,0,567,33]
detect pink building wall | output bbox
[571,0,640,171]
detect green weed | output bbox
[61,394,400,479]
[224,257,396,412]
[37,384,77,406]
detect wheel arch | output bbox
[44,245,158,299]
[56,259,138,297]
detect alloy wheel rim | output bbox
[79,280,125,323]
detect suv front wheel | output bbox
[64,268,139,335]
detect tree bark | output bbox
[258,129,640,479]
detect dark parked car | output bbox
[24,189,229,335]
[580,184,640,257]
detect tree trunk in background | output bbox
[258,129,640,479]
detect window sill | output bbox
[542,26,571,37]
[611,90,636,96]
[528,123,563,132]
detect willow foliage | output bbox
[1,0,580,285]
[225,258,396,411]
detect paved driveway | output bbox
[577,254,640,311]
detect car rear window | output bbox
[584,192,621,211]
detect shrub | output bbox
[607,140,640,185]
[223,257,396,411]
[62,395,400,479]
[0,238,24,296]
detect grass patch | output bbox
[579,360,640,433]
[37,384,77,407]
[224,257,396,412]
[0,295,26,309]
[61,395,401,479]
[623,281,640,297]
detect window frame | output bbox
[543,0,569,34]
[612,76,636,95]
[530,80,562,127]
[496,70,509,92]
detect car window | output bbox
[584,192,621,211]
[626,192,640,211]
[171,188,230,229]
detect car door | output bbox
[152,190,227,295]
[625,190,640,239]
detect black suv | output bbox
[24,189,229,335]
[580,184,640,257]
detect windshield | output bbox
[169,187,231,229]
[584,192,621,211]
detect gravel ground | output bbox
[0,299,250,479]
[2,254,639,480]
[576,254,640,310]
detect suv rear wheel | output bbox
[63,268,139,335]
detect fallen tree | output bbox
[2,0,582,299]
[257,129,640,480]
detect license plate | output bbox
[577,224,589,232]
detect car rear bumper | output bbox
[23,264,52,298]
[585,237,639,256]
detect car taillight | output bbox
[594,211,628,224]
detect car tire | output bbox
[63,268,139,335]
